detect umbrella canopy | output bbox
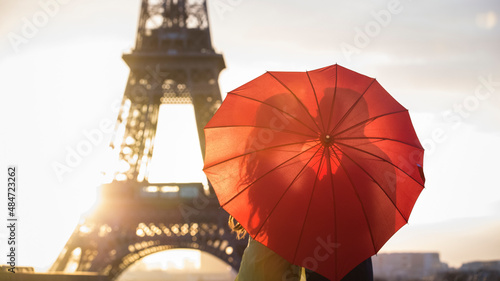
[203,64,425,281]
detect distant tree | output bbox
[475,269,500,281]
[434,271,471,281]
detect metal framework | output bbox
[50,1,246,279]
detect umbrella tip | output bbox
[321,133,334,146]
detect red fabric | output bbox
[203,64,425,281]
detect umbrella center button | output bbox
[321,134,334,146]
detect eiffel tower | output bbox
[50,0,247,279]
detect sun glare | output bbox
[147,103,207,184]
[116,249,237,281]
[141,249,201,270]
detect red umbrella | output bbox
[203,64,425,281]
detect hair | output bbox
[228,215,247,240]
[229,93,294,241]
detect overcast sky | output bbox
[0,0,499,272]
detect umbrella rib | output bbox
[324,146,339,281]
[334,136,422,150]
[335,141,425,188]
[226,92,319,136]
[253,144,324,240]
[266,72,322,132]
[334,145,409,223]
[204,124,317,139]
[326,64,338,133]
[292,149,326,263]
[329,79,377,135]
[306,70,326,132]
[219,143,322,208]
[332,110,408,138]
[204,140,319,171]
[330,146,378,253]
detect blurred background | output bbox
[0,0,499,279]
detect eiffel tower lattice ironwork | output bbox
[50,0,247,279]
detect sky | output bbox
[0,0,499,274]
